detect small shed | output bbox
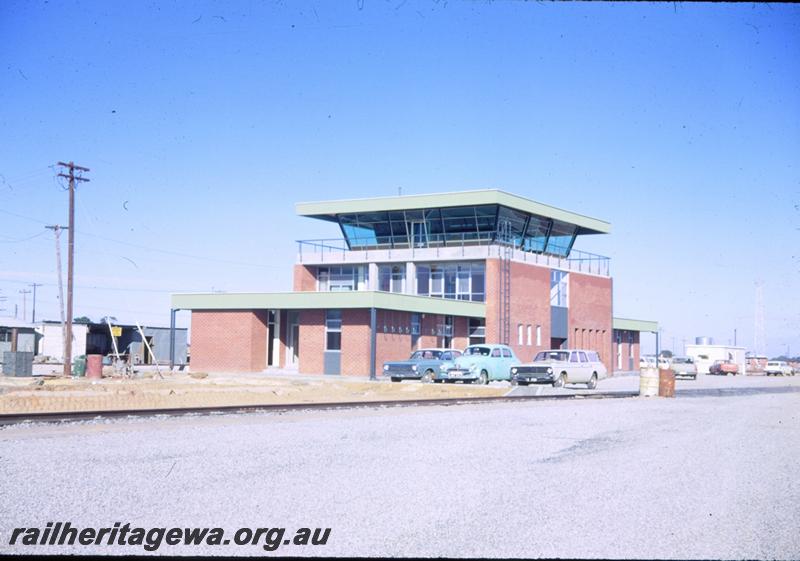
[0,318,40,364]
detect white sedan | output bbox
[511,349,608,389]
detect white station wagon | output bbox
[511,349,608,389]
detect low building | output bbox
[172,189,657,376]
[612,318,657,372]
[686,343,747,375]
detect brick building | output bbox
[171,190,655,376]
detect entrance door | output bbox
[285,312,300,368]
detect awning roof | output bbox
[612,317,659,333]
[172,291,486,318]
[296,189,611,235]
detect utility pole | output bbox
[29,283,42,323]
[56,161,90,377]
[18,289,31,322]
[46,225,68,366]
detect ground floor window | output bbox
[325,309,342,351]
[468,318,485,346]
[410,313,421,349]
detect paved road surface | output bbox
[1,375,798,558]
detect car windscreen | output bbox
[673,358,692,364]
[410,350,442,360]
[464,346,491,356]
[534,351,569,362]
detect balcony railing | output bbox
[297,236,610,277]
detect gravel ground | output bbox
[1,376,798,559]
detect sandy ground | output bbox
[1,384,798,558]
[0,371,508,414]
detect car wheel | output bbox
[587,373,598,390]
[390,377,401,383]
[421,369,434,384]
[479,370,489,385]
[552,373,566,388]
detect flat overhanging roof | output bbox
[296,189,611,235]
[613,317,659,333]
[172,291,486,318]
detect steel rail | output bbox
[0,391,639,426]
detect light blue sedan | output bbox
[436,344,520,384]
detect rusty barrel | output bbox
[639,366,659,397]
[86,354,103,379]
[658,368,675,397]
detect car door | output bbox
[568,351,583,382]
[489,347,502,379]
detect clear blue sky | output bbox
[1,1,798,357]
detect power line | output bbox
[0,207,280,269]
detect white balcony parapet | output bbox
[296,239,610,277]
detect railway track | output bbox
[0,390,639,426]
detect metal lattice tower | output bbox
[754,280,765,356]
[497,219,512,345]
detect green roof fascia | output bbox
[613,317,659,333]
[295,189,611,235]
[171,291,486,318]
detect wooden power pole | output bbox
[56,161,90,377]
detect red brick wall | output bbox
[452,316,470,350]
[298,310,324,374]
[299,309,465,376]
[485,258,551,361]
[341,309,371,376]
[293,265,316,292]
[190,310,268,372]
[569,273,613,372]
[419,313,439,349]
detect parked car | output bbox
[510,349,608,389]
[437,344,519,384]
[639,356,656,369]
[639,355,669,369]
[671,357,697,380]
[708,360,739,376]
[765,361,794,376]
[383,348,462,383]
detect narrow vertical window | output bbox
[518,324,524,345]
[325,310,342,351]
[527,325,532,346]
[536,325,542,346]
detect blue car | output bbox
[436,344,520,384]
[383,348,463,383]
